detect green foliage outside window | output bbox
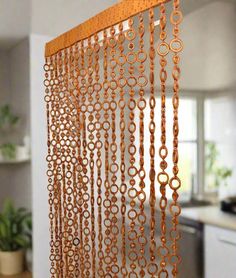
[205,142,232,188]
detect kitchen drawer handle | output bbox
[179,224,197,234]
[218,236,236,246]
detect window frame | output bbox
[143,89,214,200]
[179,90,217,199]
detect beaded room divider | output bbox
[44,0,183,277]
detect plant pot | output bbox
[16,145,29,161]
[0,249,25,275]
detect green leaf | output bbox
[3,198,15,217]
[13,235,29,249]
[26,217,32,230]
[0,199,32,251]
[0,239,11,251]
[206,142,233,188]
[0,104,19,129]
[17,207,27,214]
[0,216,8,238]
[0,144,16,159]
[9,115,19,126]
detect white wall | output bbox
[31,0,117,38]
[10,39,30,141]
[0,40,32,210]
[0,34,49,274]
[205,93,236,198]
[168,1,236,199]
[0,51,11,103]
[0,51,12,205]
[30,34,51,278]
[9,39,31,209]
[167,1,236,91]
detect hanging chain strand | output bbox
[50,54,61,277]
[169,0,183,277]
[117,22,128,278]
[148,7,158,278]
[126,17,139,278]
[53,53,65,277]
[74,42,85,277]
[57,51,65,277]
[69,45,81,277]
[64,47,78,276]
[52,54,62,277]
[45,56,57,278]
[62,49,70,276]
[137,12,148,278]
[157,3,170,277]
[80,39,92,278]
[102,28,113,277]
[86,37,96,278]
[93,33,105,278]
[108,26,120,278]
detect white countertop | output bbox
[181,206,236,231]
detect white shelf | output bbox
[0,156,31,164]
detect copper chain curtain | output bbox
[44,0,183,277]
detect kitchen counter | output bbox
[181,206,236,231]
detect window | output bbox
[141,96,198,201]
[204,97,234,194]
[177,98,198,199]
[133,93,229,201]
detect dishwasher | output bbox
[178,216,204,278]
[154,212,204,278]
[123,207,204,277]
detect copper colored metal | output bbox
[45,0,170,57]
[117,21,128,278]
[137,12,148,278]
[44,1,183,277]
[157,3,170,278]
[169,0,183,277]
[148,8,158,278]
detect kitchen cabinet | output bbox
[204,224,236,278]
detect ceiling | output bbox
[0,0,235,50]
[0,0,117,50]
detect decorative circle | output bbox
[170,10,183,25]
[147,262,158,275]
[126,28,136,40]
[127,52,137,64]
[169,176,181,190]
[157,42,170,56]
[170,38,184,53]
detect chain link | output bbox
[169,0,183,277]
[147,8,158,278]
[117,21,128,278]
[45,2,183,277]
[137,12,148,278]
[102,28,113,277]
[157,3,170,277]
[126,17,139,278]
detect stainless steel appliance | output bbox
[178,217,204,278]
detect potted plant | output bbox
[205,142,233,195]
[0,105,19,162]
[0,143,17,160]
[0,199,32,275]
[0,105,19,131]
